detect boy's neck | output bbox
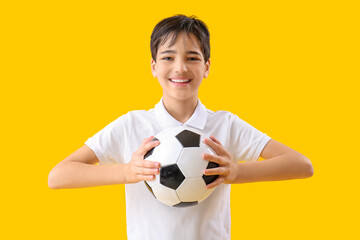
[162,96,198,124]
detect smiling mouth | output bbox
[168,78,192,83]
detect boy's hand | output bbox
[125,136,160,184]
[202,136,238,189]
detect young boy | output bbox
[49,14,314,240]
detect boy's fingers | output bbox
[140,175,156,181]
[135,137,153,155]
[145,138,160,148]
[140,159,160,168]
[141,136,154,145]
[204,166,227,176]
[138,138,160,156]
[210,135,222,146]
[203,138,227,156]
[137,167,159,175]
[203,153,226,165]
[206,177,224,189]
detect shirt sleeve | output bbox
[229,114,271,162]
[84,114,128,164]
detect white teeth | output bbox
[170,79,191,83]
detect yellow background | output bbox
[1,0,359,239]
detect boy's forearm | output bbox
[48,162,128,189]
[234,153,314,184]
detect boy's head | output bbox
[150,15,211,103]
[150,14,210,63]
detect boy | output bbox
[48,14,314,240]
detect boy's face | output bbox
[151,32,210,102]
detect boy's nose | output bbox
[174,60,188,72]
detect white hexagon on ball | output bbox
[177,148,208,178]
[176,178,215,202]
[152,137,183,166]
[152,184,181,206]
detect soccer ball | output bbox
[144,126,219,207]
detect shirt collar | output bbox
[154,97,208,131]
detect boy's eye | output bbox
[162,57,173,60]
[162,57,200,61]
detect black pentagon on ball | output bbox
[160,164,185,190]
[173,201,198,208]
[202,161,219,185]
[175,130,200,147]
[144,137,159,159]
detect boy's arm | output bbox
[48,137,160,189]
[203,137,314,189]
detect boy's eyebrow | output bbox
[160,50,202,56]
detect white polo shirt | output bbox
[85,98,271,240]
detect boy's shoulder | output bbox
[117,109,153,118]
[205,109,242,127]
[207,109,236,119]
[127,109,151,115]
[114,109,156,124]
[102,109,156,134]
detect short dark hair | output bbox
[150,14,210,63]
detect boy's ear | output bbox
[151,58,157,78]
[203,59,210,78]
